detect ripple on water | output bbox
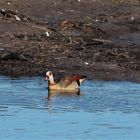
[0,76,140,139]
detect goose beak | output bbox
[45,75,49,81]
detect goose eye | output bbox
[49,72,52,76]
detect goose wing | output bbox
[59,75,86,88]
[59,77,73,88]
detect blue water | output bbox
[0,76,140,140]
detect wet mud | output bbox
[0,0,140,82]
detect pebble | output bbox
[15,15,21,21]
[0,48,5,51]
[84,62,89,65]
[7,2,12,5]
[45,31,50,37]
[131,16,134,21]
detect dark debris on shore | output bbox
[0,0,140,82]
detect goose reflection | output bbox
[47,89,83,100]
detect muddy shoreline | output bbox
[0,0,140,82]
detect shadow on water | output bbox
[0,76,140,139]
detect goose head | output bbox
[45,71,54,81]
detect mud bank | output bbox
[0,0,140,82]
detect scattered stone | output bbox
[7,1,12,5]
[14,15,21,21]
[0,48,5,51]
[84,62,89,65]
[44,31,50,37]
[131,16,134,21]
[0,0,139,82]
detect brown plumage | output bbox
[45,71,86,91]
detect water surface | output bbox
[0,76,140,140]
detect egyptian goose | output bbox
[45,71,86,91]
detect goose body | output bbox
[45,71,86,92]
